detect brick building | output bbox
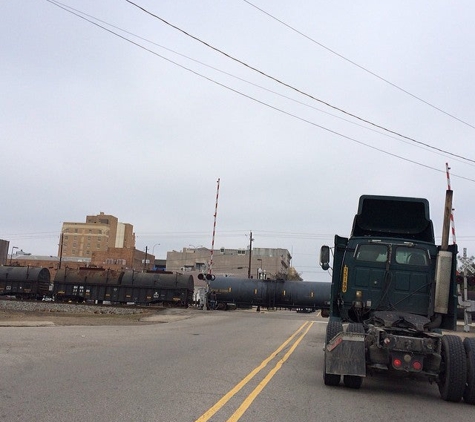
[4,213,152,279]
[59,212,135,258]
[91,247,154,273]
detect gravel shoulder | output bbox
[0,299,196,326]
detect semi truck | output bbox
[319,193,475,403]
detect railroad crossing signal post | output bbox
[458,249,475,332]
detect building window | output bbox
[238,249,246,255]
[105,258,126,265]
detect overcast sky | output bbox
[2,1,474,280]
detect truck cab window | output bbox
[395,246,428,266]
[355,244,388,262]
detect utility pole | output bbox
[143,246,148,272]
[58,232,64,269]
[247,231,254,278]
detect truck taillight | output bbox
[392,355,423,372]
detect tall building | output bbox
[59,212,135,258]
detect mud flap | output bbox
[325,332,366,376]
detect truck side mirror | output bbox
[320,246,330,271]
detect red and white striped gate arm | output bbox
[446,163,456,244]
[209,178,220,274]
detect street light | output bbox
[152,243,160,255]
[150,243,160,271]
[189,244,205,250]
[10,246,18,265]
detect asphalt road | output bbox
[1,309,474,422]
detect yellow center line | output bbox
[227,321,314,422]
[195,321,311,422]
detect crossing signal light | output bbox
[198,273,215,281]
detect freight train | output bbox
[0,266,194,307]
[205,276,331,313]
[53,267,194,306]
[0,266,51,299]
[0,266,332,312]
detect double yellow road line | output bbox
[195,320,314,422]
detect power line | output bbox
[242,0,475,131]
[124,0,475,165]
[45,0,475,183]
[136,230,335,241]
[46,2,473,168]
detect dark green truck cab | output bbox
[319,195,474,403]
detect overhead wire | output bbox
[2,231,60,240]
[45,2,473,167]
[136,230,334,241]
[242,0,475,132]
[45,0,475,183]
[124,0,475,165]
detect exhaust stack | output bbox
[434,190,453,314]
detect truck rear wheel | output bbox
[463,337,475,404]
[323,320,343,386]
[438,335,467,402]
[343,323,365,389]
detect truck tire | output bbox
[438,335,467,402]
[463,337,475,404]
[343,323,365,389]
[323,320,343,386]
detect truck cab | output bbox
[334,236,440,323]
[319,195,473,403]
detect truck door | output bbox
[348,243,432,314]
[391,246,432,314]
[348,243,389,309]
